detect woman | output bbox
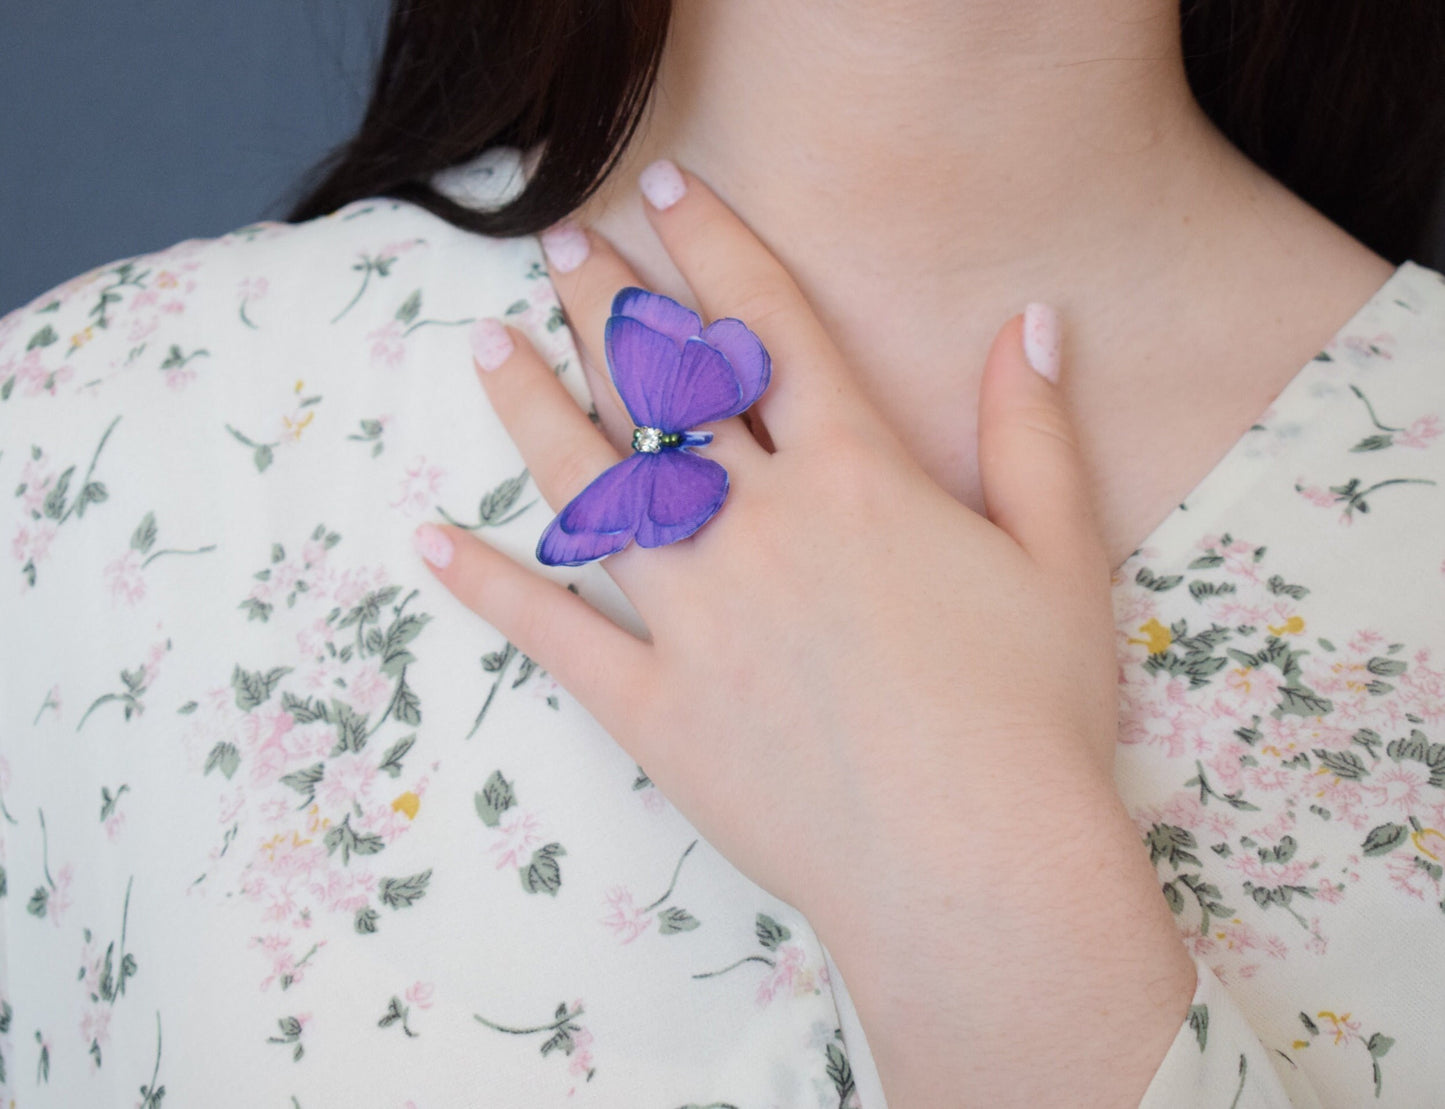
[3,1,1444,1105]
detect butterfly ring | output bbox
[536,287,771,567]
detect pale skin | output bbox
[415,1,1395,1103]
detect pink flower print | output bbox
[367,320,407,369]
[639,788,669,815]
[300,536,333,571]
[568,1025,595,1079]
[1316,878,1346,905]
[489,809,544,871]
[601,887,653,944]
[1304,921,1328,957]
[130,288,161,311]
[18,454,56,512]
[1385,854,1438,901]
[1197,533,1264,583]
[48,864,75,927]
[239,276,270,301]
[257,831,327,886]
[347,661,391,715]
[390,455,447,517]
[318,752,379,810]
[1396,413,1441,449]
[79,1006,111,1070]
[1223,664,1283,712]
[104,550,147,606]
[309,866,376,915]
[1342,332,1395,362]
[756,942,807,1007]
[1294,477,1337,508]
[1319,1009,1364,1047]
[11,349,74,397]
[1361,763,1430,823]
[404,981,435,1010]
[142,639,169,687]
[104,810,127,841]
[164,362,197,391]
[1117,674,1211,758]
[1243,764,1293,793]
[297,614,337,659]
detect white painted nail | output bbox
[1022,302,1061,383]
[413,523,453,569]
[639,159,687,211]
[470,318,514,372]
[539,221,590,273]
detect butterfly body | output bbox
[536,288,770,567]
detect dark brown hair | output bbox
[288,0,1445,264]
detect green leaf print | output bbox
[1187,1006,1210,1052]
[377,734,415,778]
[99,785,129,821]
[279,763,325,807]
[379,870,432,909]
[1313,749,1369,781]
[1361,823,1409,857]
[475,771,516,827]
[232,664,293,712]
[131,511,158,554]
[658,907,700,935]
[27,324,58,350]
[437,468,537,532]
[136,1013,167,1105]
[328,697,371,755]
[825,1037,856,1105]
[323,814,385,865]
[522,844,565,897]
[354,906,380,935]
[267,1015,306,1062]
[1135,567,1184,592]
[203,742,241,780]
[378,996,418,1037]
[755,913,792,951]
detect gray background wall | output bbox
[0,0,389,316]
[2,3,1443,317]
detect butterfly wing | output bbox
[698,316,771,414]
[634,450,729,549]
[535,452,651,567]
[606,289,770,431]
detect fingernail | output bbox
[640,159,687,211]
[1022,302,1061,383]
[470,318,514,371]
[540,221,590,273]
[413,523,453,569]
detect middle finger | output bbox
[539,220,768,469]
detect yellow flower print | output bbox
[1411,828,1445,861]
[1318,1010,1361,1046]
[156,270,178,289]
[392,791,420,820]
[261,830,314,860]
[304,803,331,835]
[1128,617,1171,654]
[69,325,95,351]
[1266,614,1305,636]
[282,411,315,441]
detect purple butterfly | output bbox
[536,287,771,567]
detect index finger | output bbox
[636,159,875,446]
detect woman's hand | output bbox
[414,161,1196,1107]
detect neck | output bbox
[569,0,1389,551]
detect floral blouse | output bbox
[2,145,1444,1108]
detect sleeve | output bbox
[1138,955,1326,1109]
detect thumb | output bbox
[976,303,1108,584]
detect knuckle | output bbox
[1013,404,1082,455]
